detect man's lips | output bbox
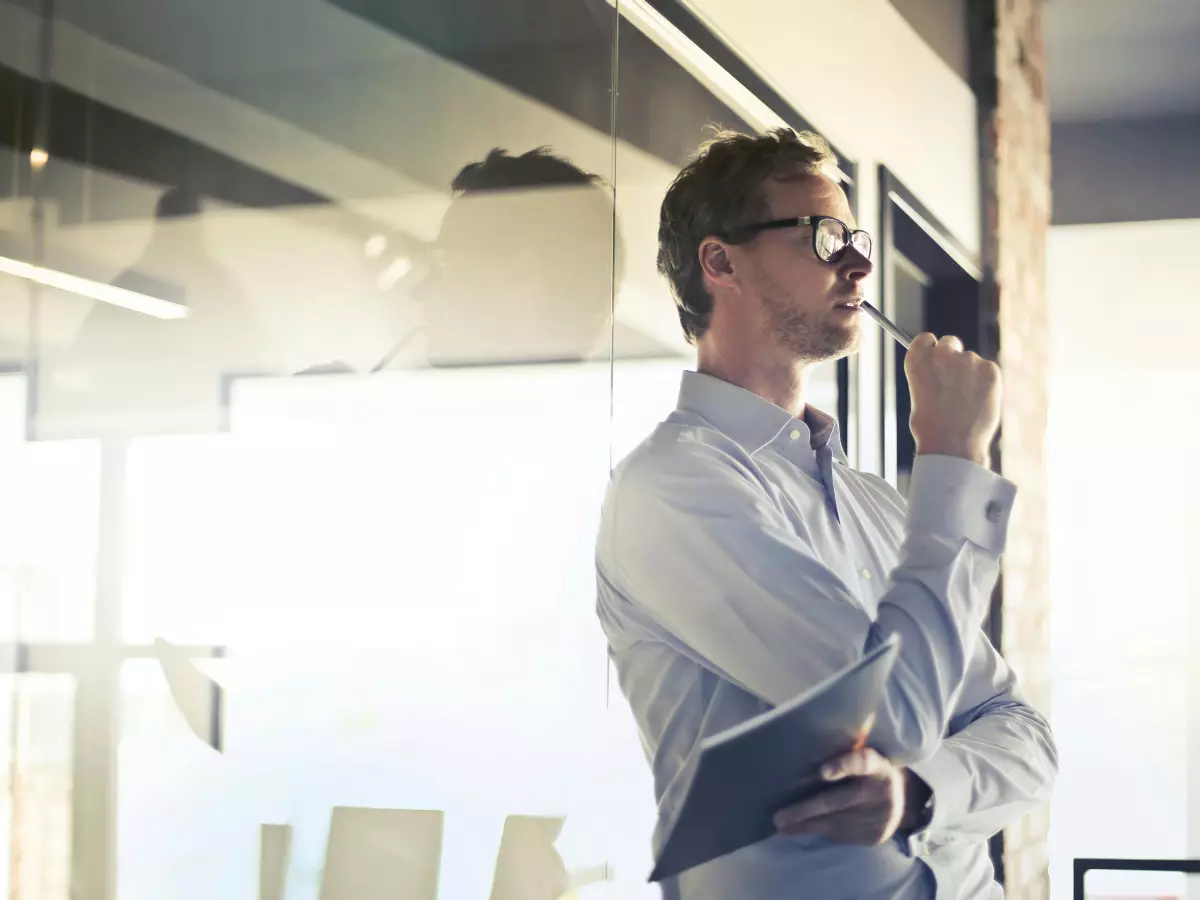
[835,298,863,310]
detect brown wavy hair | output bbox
[657,128,836,343]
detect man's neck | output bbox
[696,343,810,419]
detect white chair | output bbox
[318,807,445,900]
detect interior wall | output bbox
[1046,219,1200,898]
[1043,0,1200,124]
[886,0,969,81]
[1052,114,1200,225]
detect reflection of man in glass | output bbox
[232,149,624,894]
[387,148,619,895]
[418,147,619,367]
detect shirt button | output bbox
[789,429,801,440]
[861,569,872,580]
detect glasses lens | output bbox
[851,230,873,260]
[814,218,849,262]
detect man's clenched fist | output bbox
[905,333,1002,468]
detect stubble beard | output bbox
[762,291,861,363]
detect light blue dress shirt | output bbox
[596,371,1057,900]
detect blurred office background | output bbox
[0,0,1197,898]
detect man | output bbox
[595,128,1057,899]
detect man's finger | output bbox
[936,334,964,353]
[821,747,886,782]
[908,332,937,355]
[773,780,871,829]
[776,804,893,843]
[818,750,860,782]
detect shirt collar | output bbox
[675,370,848,465]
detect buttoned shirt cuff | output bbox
[906,455,1017,553]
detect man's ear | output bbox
[698,236,737,291]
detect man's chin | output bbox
[776,315,862,362]
[824,322,862,360]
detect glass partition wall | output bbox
[0,2,860,898]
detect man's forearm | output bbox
[906,699,1057,840]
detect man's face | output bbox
[726,173,873,362]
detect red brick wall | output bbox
[977,0,1053,897]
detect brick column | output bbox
[971,1,1053,898]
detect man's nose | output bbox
[841,248,873,282]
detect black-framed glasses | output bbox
[727,215,873,263]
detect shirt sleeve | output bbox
[906,632,1058,843]
[599,443,1017,764]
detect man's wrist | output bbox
[900,768,933,831]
